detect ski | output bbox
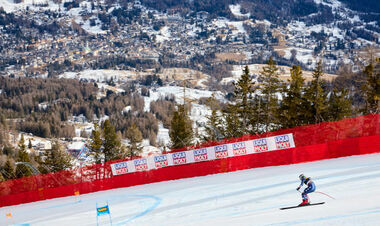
[280,202,325,210]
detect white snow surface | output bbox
[156,122,169,147]
[212,18,247,35]
[133,85,227,146]
[229,4,250,18]
[142,85,225,112]
[155,26,171,42]
[226,21,246,35]
[67,141,85,150]
[313,0,342,10]
[0,0,60,13]
[81,18,107,35]
[59,70,137,82]
[143,86,225,146]
[1,153,380,225]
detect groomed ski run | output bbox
[1,153,380,226]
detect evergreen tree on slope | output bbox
[361,58,380,114]
[278,65,307,128]
[233,65,256,134]
[203,94,224,142]
[259,57,282,132]
[15,134,33,178]
[223,105,242,139]
[89,123,103,164]
[169,105,193,149]
[304,60,329,124]
[327,88,352,121]
[2,158,16,180]
[103,119,123,161]
[126,123,143,157]
[42,140,73,173]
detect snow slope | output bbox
[0,0,60,13]
[229,4,250,18]
[1,153,380,226]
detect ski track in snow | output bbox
[1,153,380,225]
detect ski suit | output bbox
[298,177,316,201]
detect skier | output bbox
[296,174,316,206]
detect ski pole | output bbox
[315,191,335,200]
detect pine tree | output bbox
[15,134,33,178]
[361,58,380,114]
[203,95,224,142]
[0,114,8,148]
[278,65,307,128]
[232,65,256,134]
[304,60,329,124]
[2,145,16,159]
[259,57,282,132]
[126,123,143,157]
[28,139,32,149]
[18,134,26,153]
[249,95,265,133]
[327,88,352,121]
[0,172,4,182]
[43,141,73,172]
[0,114,6,128]
[2,158,16,180]
[223,105,243,138]
[103,120,123,161]
[169,105,194,149]
[89,123,103,164]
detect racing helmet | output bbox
[299,174,305,180]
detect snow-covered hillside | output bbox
[0,0,60,12]
[141,85,226,147]
[56,65,338,152]
[229,4,250,18]
[223,64,338,85]
[1,153,379,225]
[58,67,227,148]
[1,0,379,77]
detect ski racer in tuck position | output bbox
[296,174,316,206]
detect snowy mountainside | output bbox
[1,0,379,72]
[226,64,338,85]
[1,0,379,157]
[0,0,59,12]
[56,63,339,156]
[57,68,228,155]
[56,63,338,153]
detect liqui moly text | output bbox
[275,135,291,149]
[214,144,228,158]
[134,158,148,171]
[172,152,187,165]
[154,155,169,168]
[193,148,208,162]
[232,142,247,156]
[253,138,269,152]
[113,162,128,175]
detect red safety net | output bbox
[0,114,379,207]
[172,113,380,152]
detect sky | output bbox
[1,153,380,226]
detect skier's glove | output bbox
[296,186,300,191]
